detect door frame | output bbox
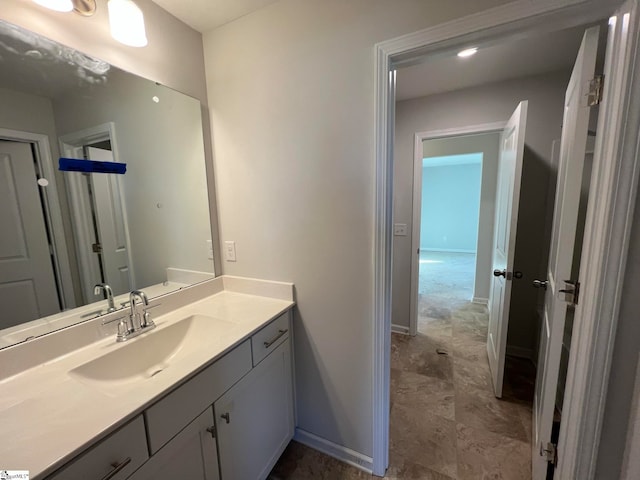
[372,0,639,476]
[59,122,136,302]
[406,123,505,336]
[0,127,76,310]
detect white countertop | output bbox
[0,277,294,479]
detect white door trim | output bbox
[408,122,505,337]
[0,127,76,310]
[373,0,632,476]
[557,3,640,478]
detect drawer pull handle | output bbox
[221,412,230,424]
[100,457,131,480]
[264,329,288,348]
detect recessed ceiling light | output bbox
[457,47,478,58]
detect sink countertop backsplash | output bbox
[0,275,295,479]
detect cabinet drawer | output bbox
[251,311,290,366]
[46,416,148,480]
[145,340,252,454]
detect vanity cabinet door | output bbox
[128,408,219,480]
[214,339,294,480]
[145,340,252,454]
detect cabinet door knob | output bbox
[220,412,230,424]
[206,426,216,438]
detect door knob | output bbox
[533,279,548,290]
[493,269,506,277]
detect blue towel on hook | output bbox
[59,157,127,174]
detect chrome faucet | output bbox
[94,283,116,313]
[113,290,157,342]
[129,290,149,331]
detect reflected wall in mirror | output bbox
[0,20,214,348]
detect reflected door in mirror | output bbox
[0,140,60,329]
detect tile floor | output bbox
[269,252,535,479]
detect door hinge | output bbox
[559,280,580,305]
[540,442,557,465]
[92,243,103,253]
[588,74,604,106]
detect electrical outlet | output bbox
[206,240,213,260]
[224,241,236,262]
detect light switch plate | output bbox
[224,241,237,262]
[206,240,214,260]
[394,223,408,236]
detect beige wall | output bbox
[392,71,568,355]
[203,0,512,457]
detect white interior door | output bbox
[532,26,599,479]
[0,140,59,328]
[86,146,132,296]
[487,101,528,398]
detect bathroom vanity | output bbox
[0,276,295,480]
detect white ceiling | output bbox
[396,24,599,101]
[150,0,280,32]
[148,2,604,100]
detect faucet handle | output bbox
[141,304,161,328]
[101,314,131,341]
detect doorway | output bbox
[0,127,76,334]
[420,151,482,306]
[60,123,135,305]
[378,6,624,476]
[406,131,502,337]
[0,139,62,329]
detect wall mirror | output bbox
[0,20,214,349]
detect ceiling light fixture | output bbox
[32,0,147,48]
[108,0,148,48]
[457,47,478,58]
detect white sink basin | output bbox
[69,314,236,395]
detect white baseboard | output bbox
[293,428,373,474]
[391,324,410,334]
[472,297,489,306]
[506,345,534,360]
[420,248,476,254]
